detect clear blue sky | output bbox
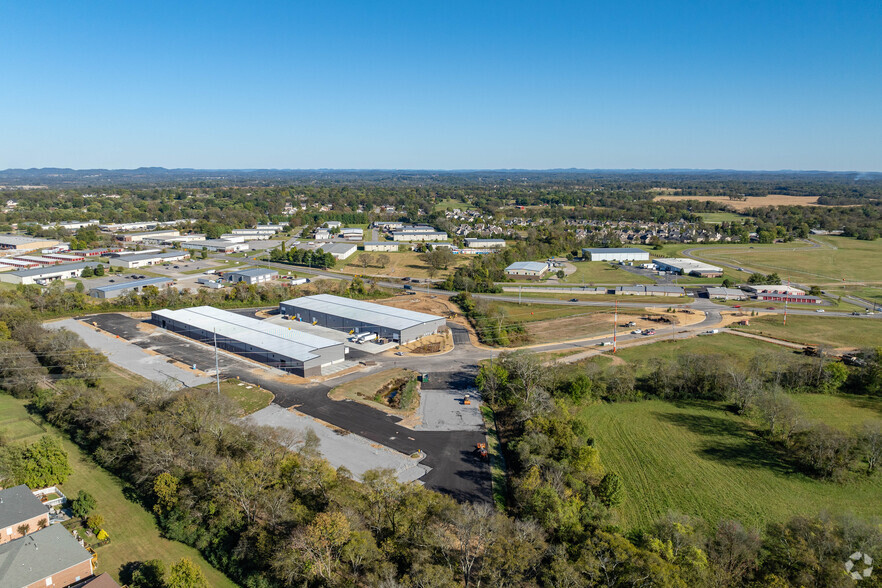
[2,1,880,170]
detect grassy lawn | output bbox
[559,262,655,285]
[480,405,508,510]
[698,212,753,224]
[200,379,274,416]
[330,368,420,414]
[730,314,882,349]
[338,251,468,280]
[0,395,236,587]
[699,236,882,284]
[434,198,475,211]
[580,399,882,530]
[790,394,882,431]
[826,286,882,308]
[178,261,244,275]
[718,296,865,312]
[497,292,692,304]
[484,301,620,324]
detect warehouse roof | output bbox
[645,285,686,295]
[706,287,746,297]
[582,247,648,254]
[282,294,444,331]
[364,241,395,246]
[225,268,278,278]
[7,261,101,278]
[153,306,340,362]
[0,235,54,246]
[0,485,47,529]
[0,525,92,588]
[654,258,723,273]
[112,251,188,263]
[505,261,549,272]
[90,277,174,293]
[318,243,357,255]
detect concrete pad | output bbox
[46,319,212,389]
[415,389,484,431]
[246,404,431,483]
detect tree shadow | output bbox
[652,405,798,475]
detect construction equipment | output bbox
[462,394,471,405]
[476,442,488,460]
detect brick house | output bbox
[0,524,94,587]
[0,485,50,544]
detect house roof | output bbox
[0,525,92,588]
[73,572,122,587]
[0,485,47,530]
[281,294,444,331]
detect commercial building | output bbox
[464,238,506,248]
[38,220,99,231]
[0,262,103,286]
[504,261,550,279]
[151,306,345,376]
[78,247,124,257]
[363,241,398,252]
[280,294,446,343]
[43,253,86,263]
[756,293,823,304]
[0,259,40,270]
[314,228,331,240]
[221,232,269,241]
[0,524,94,588]
[744,284,806,296]
[392,230,448,242]
[653,258,724,278]
[117,230,180,243]
[339,228,363,240]
[318,243,357,260]
[323,221,342,229]
[706,287,748,300]
[89,277,175,299]
[108,251,190,269]
[11,255,61,266]
[372,221,405,230]
[0,235,61,252]
[615,285,685,297]
[224,268,278,285]
[582,247,650,262]
[0,485,50,545]
[180,239,249,253]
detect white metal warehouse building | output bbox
[582,247,650,262]
[279,294,446,343]
[151,306,346,377]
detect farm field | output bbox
[433,198,475,211]
[653,193,828,209]
[697,211,753,224]
[337,251,469,279]
[791,394,882,431]
[0,395,236,587]
[698,236,882,284]
[730,314,882,349]
[580,399,882,530]
[558,262,655,284]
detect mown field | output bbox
[697,212,753,224]
[792,394,882,431]
[580,398,882,530]
[0,395,236,587]
[730,314,882,349]
[433,198,475,211]
[699,236,882,284]
[558,262,655,285]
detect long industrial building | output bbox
[653,258,724,277]
[151,306,346,376]
[279,294,446,343]
[0,261,103,285]
[582,247,650,262]
[90,277,175,299]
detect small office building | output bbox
[504,261,550,279]
[152,306,345,376]
[0,262,103,285]
[280,294,446,343]
[108,251,190,269]
[224,268,278,285]
[582,247,650,262]
[364,241,398,252]
[392,230,448,242]
[653,258,724,278]
[89,277,174,299]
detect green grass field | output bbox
[202,379,274,416]
[484,301,623,324]
[433,198,475,211]
[699,236,882,284]
[730,314,882,349]
[580,399,882,530]
[698,212,753,224]
[0,395,236,587]
[559,262,655,284]
[826,286,882,308]
[791,394,882,431]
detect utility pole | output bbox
[783,299,788,327]
[613,300,618,353]
[519,285,522,305]
[213,328,221,395]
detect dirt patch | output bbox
[330,368,420,416]
[396,331,453,355]
[652,193,857,210]
[524,308,702,345]
[376,292,460,319]
[136,322,158,333]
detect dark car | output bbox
[570,298,579,302]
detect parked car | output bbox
[631,329,643,334]
[816,309,825,313]
[644,329,656,335]
[569,298,579,302]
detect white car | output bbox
[631,329,643,334]
[816,309,825,313]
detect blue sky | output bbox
[1,1,880,170]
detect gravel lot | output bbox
[46,318,212,389]
[416,389,484,431]
[246,404,430,482]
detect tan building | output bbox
[0,236,61,252]
[0,485,50,544]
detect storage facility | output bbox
[89,277,175,299]
[653,258,724,277]
[614,285,685,297]
[118,229,180,243]
[108,251,190,269]
[364,241,398,252]
[0,261,103,285]
[464,238,506,248]
[0,235,61,251]
[744,285,806,296]
[582,247,650,262]
[151,306,346,376]
[180,239,249,253]
[755,293,823,305]
[504,261,550,279]
[279,294,446,343]
[224,268,278,285]
[705,287,748,300]
[392,230,448,242]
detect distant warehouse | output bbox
[0,235,60,252]
[653,258,724,278]
[504,261,550,279]
[224,268,278,285]
[108,251,190,269]
[364,241,398,252]
[582,247,650,262]
[89,277,174,299]
[464,238,506,248]
[705,287,748,300]
[279,294,446,343]
[0,261,102,285]
[152,306,346,377]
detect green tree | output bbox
[153,472,179,515]
[165,557,208,588]
[130,559,166,588]
[10,436,73,488]
[81,266,94,278]
[94,264,105,276]
[71,490,97,519]
[87,514,105,533]
[199,248,208,260]
[594,472,623,507]
[74,281,85,293]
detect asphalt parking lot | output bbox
[416,389,483,431]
